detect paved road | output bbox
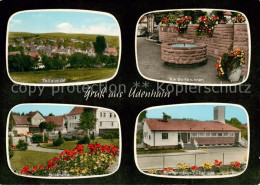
[136,37,242,84]
[28,144,64,153]
[136,147,248,170]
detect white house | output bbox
[143,106,242,150]
[95,108,119,135]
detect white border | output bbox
[6,9,122,86]
[134,103,250,179]
[6,103,122,179]
[135,8,251,87]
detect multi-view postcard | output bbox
[135,104,249,178]
[6,104,121,178]
[136,9,250,85]
[7,10,121,85]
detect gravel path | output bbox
[27,144,64,153]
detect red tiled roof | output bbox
[145,119,241,132]
[106,48,117,54]
[13,115,31,125]
[25,111,44,118]
[45,116,64,126]
[68,107,85,115]
[26,51,39,58]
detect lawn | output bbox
[9,68,117,83]
[10,150,59,172]
[41,138,119,150]
[137,148,184,154]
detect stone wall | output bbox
[159,23,249,75]
[191,137,235,145]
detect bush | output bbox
[101,131,119,139]
[9,146,14,158]
[32,133,49,143]
[16,139,28,151]
[53,138,64,146]
[77,135,90,144]
[63,136,80,141]
[90,132,95,141]
[136,129,143,144]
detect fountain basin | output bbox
[161,42,207,64]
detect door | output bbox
[235,133,240,142]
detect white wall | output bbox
[13,126,29,134]
[31,113,45,126]
[143,121,154,146]
[66,114,81,132]
[95,109,119,134]
[154,131,178,146]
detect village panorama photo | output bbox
[7,104,121,178]
[135,104,249,178]
[7,10,120,85]
[136,9,250,85]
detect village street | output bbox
[136,147,248,170]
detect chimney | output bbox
[214,106,225,124]
[162,112,168,122]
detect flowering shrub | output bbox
[161,167,174,175]
[214,160,223,173]
[202,161,212,171]
[177,163,190,171]
[195,14,219,37]
[19,144,119,176]
[233,14,246,23]
[190,165,199,172]
[230,161,241,171]
[148,169,157,174]
[216,49,245,80]
[175,16,191,35]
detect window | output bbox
[199,133,205,137]
[100,112,102,117]
[162,133,168,139]
[212,133,217,137]
[144,132,148,138]
[192,133,197,137]
[110,113,112,118]
[103,113,106,117]
[178,133,181,142]
[100,122,102,127]
[224,133,229,137]
[75,116,76,119]
[218,133,223,137]
[149,135,151,140]
[111,122,114,127]
[114,114,116,118]
[206,132,210,137]
[230,132,234,137]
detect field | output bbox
[10,150,59,172]
[9,68,117,83]
[9,32,120,50]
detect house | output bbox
[95,108,119,135]
[12,111,45,134]
[11,107,119,136]
[104,47,118,56]
[143,106,241,149]
[8,51,21,56]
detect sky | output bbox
[12,104,75,116]
[9,11,120,36]
[146,104,248,124]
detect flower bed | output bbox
[195,14,219,37]
[19,143,119,177]
[146,160,246,176]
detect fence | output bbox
[137,151,246,171]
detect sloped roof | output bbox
[68,107,85,115]
[145,119,241,132]
[45,116,64,126]
[26,111,44,118]
[106,48,117,54]
[12,115,31,125]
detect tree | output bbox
[79,108,97,136]
[9,112,16,131]
[48,113,54,116]
[46,122,56,131]
[138,110,147,122]
[93,36,106,55]
[39,122,48,131]
[182,10,207,24]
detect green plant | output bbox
[77,135,90,144]
[16,139,28,151]
[195,13,219,37]
[136,129,143,144]
[53,138,64,146]
[101,131,119,139]
[32,133,49,143]
[174,16,191,35]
